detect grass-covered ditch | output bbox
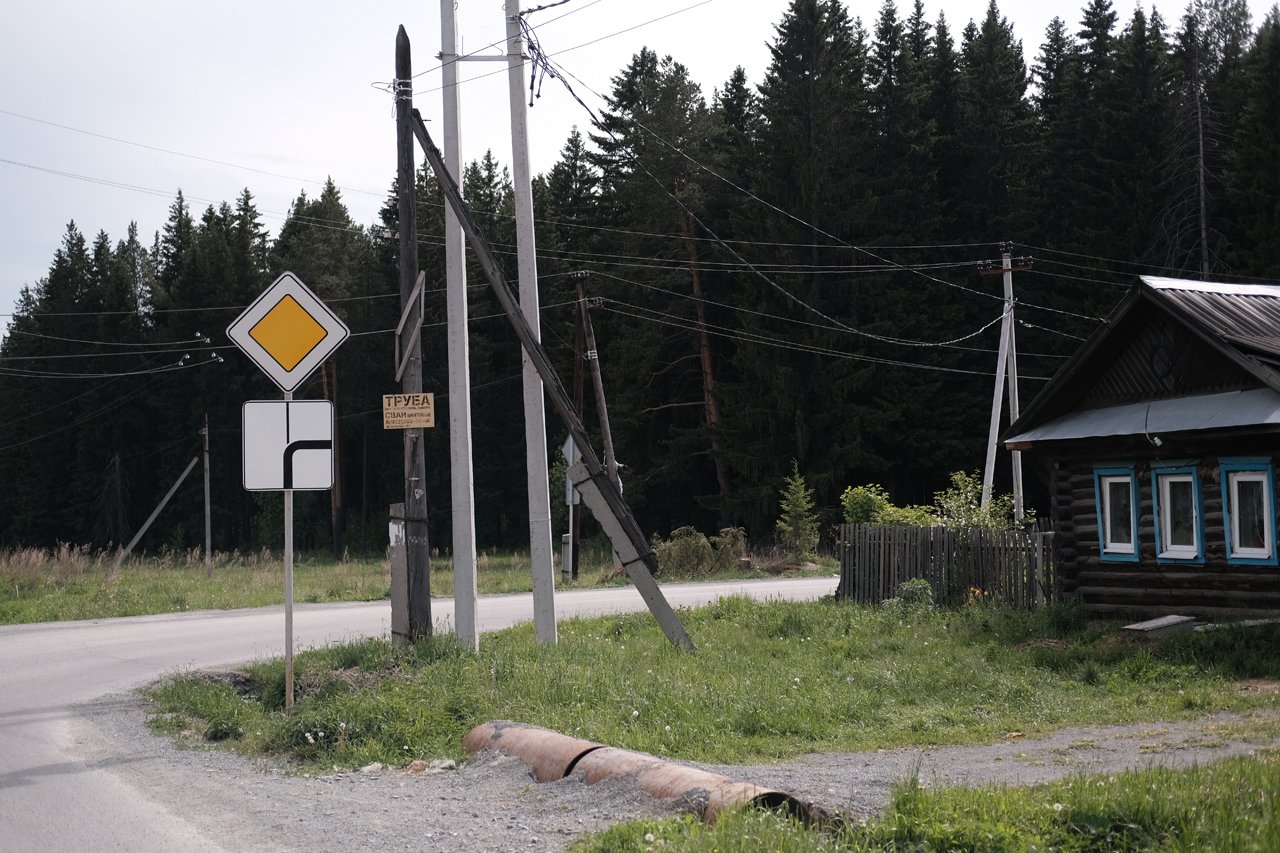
[147,596,1280,769]
[146,596,1280,849]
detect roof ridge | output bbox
[1141,276,1280,297]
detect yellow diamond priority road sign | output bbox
[227,272,349,392]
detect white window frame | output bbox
[1152,466,1203,563]
[1093,464,1139,563]
[1220,459,1277,566]
[1100,475,1136,555]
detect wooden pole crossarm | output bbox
[394,271,426,382]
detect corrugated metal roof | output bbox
[1005,387,1280,444]
[1142,276,1280,343]
[1004,276,1280,446]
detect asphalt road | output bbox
[0,576,835,852]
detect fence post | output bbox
[1032,532,1047,607]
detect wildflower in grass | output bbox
[644,833,655,843]
[632,709,640,718]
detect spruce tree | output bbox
[719,0,881,533]
[1223,7,1280,276]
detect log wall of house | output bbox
[1051,443,1280,619]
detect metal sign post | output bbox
[227,272,349,713]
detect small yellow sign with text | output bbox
[382,393,435,429]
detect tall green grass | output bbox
[147,598,1280,770]
[0,546,390,624]
[1,541,829,625]
[577,750,1280,851]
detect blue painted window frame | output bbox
[1094,464,1140,563]
[1220,457,1278,567]
[1151,461,1205,565]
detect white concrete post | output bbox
[507,1,557,644]
[440,0,479,651]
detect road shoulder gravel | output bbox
[73,692,1280,851]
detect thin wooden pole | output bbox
[394,26,432,644]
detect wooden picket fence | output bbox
[836,523,1056,609]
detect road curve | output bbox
[0,576,835,852]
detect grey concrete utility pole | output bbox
[394,26,432,643]
[439,0,480,652]
[1003,252,1025,522]
[980,245,1028,521]
[506,0,557,645]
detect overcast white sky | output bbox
[0,0,1256,323]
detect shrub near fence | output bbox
[837,523,1055,609]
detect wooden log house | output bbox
[1003,277,1280,619]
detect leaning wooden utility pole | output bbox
[409,108,694,651]
[394,26,432,643]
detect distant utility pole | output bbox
[394,26,432,643]
[570,300,586,580]
[979,244,1032,521]
[575,275,620,494]
[202,412,212,577]
[506,0,557,645]
[577,276,624,571]
[439,0,480,652]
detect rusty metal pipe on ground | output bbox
[464,721,816,823]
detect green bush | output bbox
[882,577,935,614]
[840,483,936,526]
[840,483,891,524]
[709,527,747,571]
[934,470,1031,531]
[652,526,713,576]
[651,526,750,576]
[840,471,1028,531]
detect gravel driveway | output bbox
[73,693,1280,852]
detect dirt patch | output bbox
[1013,638,1070,652]
[77,695,1280,851]
[1236,679,1280,694]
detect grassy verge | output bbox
[0,547,389,624]
[0,542,831,624]
[146,597,1280,771]
[576,750,1280,851]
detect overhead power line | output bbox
[591,298,1051,381]
[587,270,1010,350]
[0,109,383,199]
[410,0,714,97]
[543,55,1108,324]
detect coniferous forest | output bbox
[2,0,1277,556]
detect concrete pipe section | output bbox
[464,721,821,824]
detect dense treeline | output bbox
[1,0,1277,554]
